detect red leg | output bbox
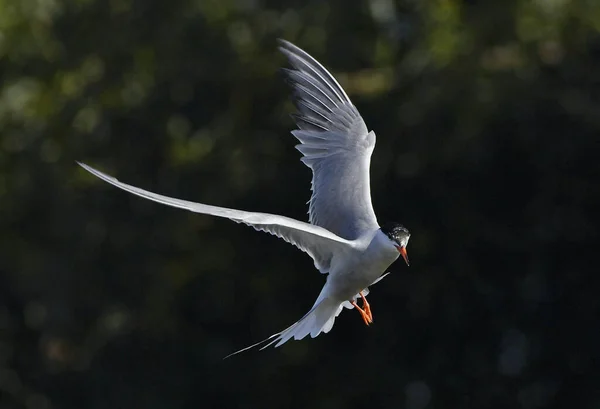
[359,291,372,322]
[351,300,373,325]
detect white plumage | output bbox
[78,39,411,357]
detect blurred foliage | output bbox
[1,0,599,408]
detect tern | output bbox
[78,39,410,356]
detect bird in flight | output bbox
[78,39,410,357]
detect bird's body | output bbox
[325,230,398,302]
[78,39,410,355]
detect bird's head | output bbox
[381,222,410,266]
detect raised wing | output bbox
[77,162,351,273]
[278,40,380,240]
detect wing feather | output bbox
[279,40,379,240]
[77,162,351,274]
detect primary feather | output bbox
[278,39,379,240]
[76,162,351,274]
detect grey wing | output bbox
[77,163,351,274]
[278,40,379,240]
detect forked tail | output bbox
[224,298,342,359]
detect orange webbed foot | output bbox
[351,296,373,326]
[359,291,372,323]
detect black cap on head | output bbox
[380,222,410,244]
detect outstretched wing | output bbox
[78,162,352,274]
[279,40,379,240]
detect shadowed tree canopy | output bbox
[0,0,598,408]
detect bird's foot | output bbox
[359,291,372,323]
[351,300,373,326]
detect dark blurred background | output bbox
[1,0,599,408]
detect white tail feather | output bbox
[224,298,341,359]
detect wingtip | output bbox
[278,43,294,59]
[76,161,88,171]
[276,38,291,48]
[76,161,93,173]
[277,39,302,59]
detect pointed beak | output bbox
[397,246,409,266]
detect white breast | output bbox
[327,230,400,301]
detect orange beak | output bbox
[397,246,409,266]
